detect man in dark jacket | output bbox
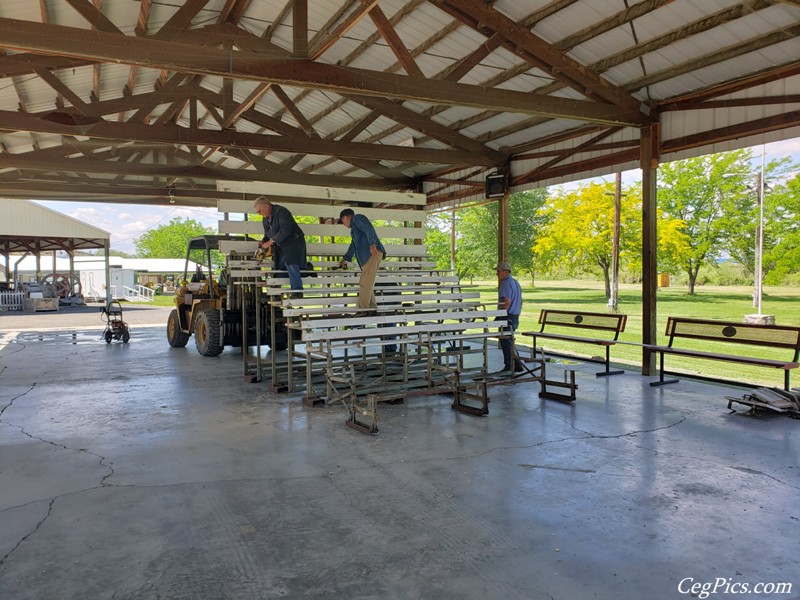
[254,196,307,291]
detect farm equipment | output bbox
[166,235,287,356]
[101,300,130,343]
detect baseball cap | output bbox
[495,261,512,272]
[337,208,355,224]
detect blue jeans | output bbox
[274,251,303,291]
[285,263,302,291]
[499,314,520,370]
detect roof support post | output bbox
[640,123,660,375]
[3,242,9,287]
[495,168,510,264]
[35,240,41,282]
[104,239,111,306]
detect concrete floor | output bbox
[1,306,798,600]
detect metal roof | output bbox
[0,199,109,253]
[0,0,797,211]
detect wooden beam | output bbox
[0,18,646,125]
[0,110,491,166]
[368,5,424,78]
[64,0,122,34]
[428,0,647,115]
[307,0,380,59]
[153,0,211,40]
[341,94,507,164]
[292,0,308,57]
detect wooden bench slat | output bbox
[642,345,798,369]
[302,321,498,343]
[524,332,614,347]
[283,301,485,318]
[300,309,505,332]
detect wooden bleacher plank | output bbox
[217,219,427,240]
[219,240,429,256]
[216,181,427,206]
[218,199,426,222]
[228,272,460,284]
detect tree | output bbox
[657,150,753,294]
[534,182,644,299]
[424,212,454,272]
[134,217,214,258]
[507,189,549,284]
[722,157,800,284]
[760,173,800,284]
[443,190,548,282]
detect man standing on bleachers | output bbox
[337,208,386,313]
[495,261,523,376]
[254,196,307,291]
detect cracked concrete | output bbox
[0,306,798,599]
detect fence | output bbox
[0,291,24,311]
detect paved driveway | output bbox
[0,302,172,350]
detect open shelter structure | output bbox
[0,0,799,371]
[0,199,111,304]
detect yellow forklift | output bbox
[166,235,286,356]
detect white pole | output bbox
[609,172,621,312]
[755,149,765,314]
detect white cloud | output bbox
[764,138,800,159]
[70,207,101,219]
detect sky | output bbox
[35,138,800,255]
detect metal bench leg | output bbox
[650,351,679,387]
[596,346,624,377]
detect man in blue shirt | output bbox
[338,208,386,311]
[496,261,523,376]
[254,196,307,291]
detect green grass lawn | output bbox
[142,294,177,307]
[472,279,800,388]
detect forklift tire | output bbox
[167,309,190,348]
[195,309,223,356]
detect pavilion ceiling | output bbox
[0,0,797,209]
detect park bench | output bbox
[642,317,800,390]
[521,309,627,377]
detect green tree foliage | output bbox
[761,173,800,284]
[508,189,549,284]
[721,157,800,284]
[429,190,548,282]
[134,217,214,258]
[657,150,753,294]
[423,212,454,271]
[534,182,645,299]
[458,202,497,280]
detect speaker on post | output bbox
[485,171,506,198]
